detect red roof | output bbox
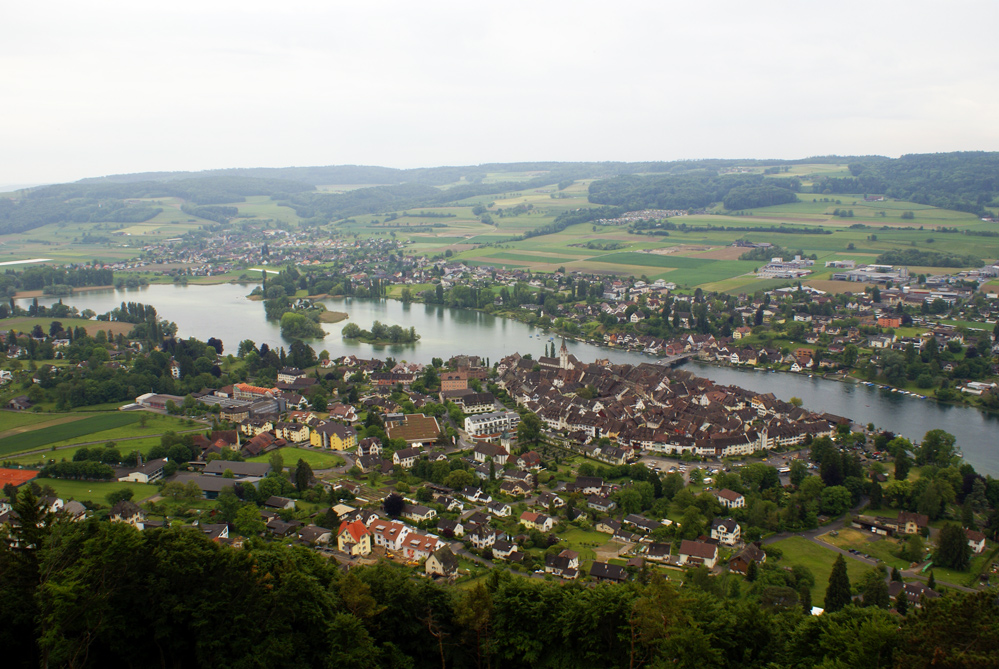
[338,519,369,543]
[0,468,39,487]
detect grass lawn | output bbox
[40,479,159,505]
[559,527,611,561]
[249,446,345,469]
[771,536,876,602]
[818,529,909,569]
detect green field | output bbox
[7,437,163,468]
[771,536,876,602]
[248,447,345,470]
[0,413,142,456]
[38,479,159,505]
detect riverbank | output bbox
[15,284,116,299]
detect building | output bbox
[386,414,442,446]
[710,518,741,546]
[425,546,459,577]
[464,411,520,439]
[310,422,358,451]
[678,540,718,568]
[715,489,745,509]
[337,520,372,556]
[117,458,167,483]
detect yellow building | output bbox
[310,421,357,451]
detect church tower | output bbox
[559,338,569,370]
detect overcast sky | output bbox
[3,1,998,187]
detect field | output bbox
[3,316,134,337]
[818,529,909,570]
[0,413,142,456]
[4,164,998,295]
[38,478,160,505]
[248,447,345,470]
[0,412,199,457]
[7,437,163,468]
[770,536,876,602]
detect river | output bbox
[20,284,999,475]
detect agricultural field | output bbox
[7,437,163,468]
[0,412,198,457]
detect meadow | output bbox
[770,536,876,602]
[0,412,197,456]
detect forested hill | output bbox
[589,152,999,216]
[0,176,315,235]
[76,157,860,188]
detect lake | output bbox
[21,284,999,475]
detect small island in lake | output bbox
[342,320,419,344]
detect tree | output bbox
[935,522,971,571]
[789,396,803,408]
[105,488,134,506]
[915,429,957,467]
[234,504,265,536]
[215,486,241,524]
[894,449,912,481]
[269,451,284,474]
[861,570,890,609]
[383,493,404,517]
[295,459,315,492]
[927,571,936,590]
[824,554,852,613]
[517,412,543,446]
[895,589,908,616]
[900,534,925,563]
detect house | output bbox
[645,543,671,562]
[678,540,718,568]
[194,523,227,542]
[519,511,554,532]
[486,502,512,517]
[6,396,32,411]
[587,495,617,513]
[715,489,745,509]
[473,442,509,466]
[729,542,766,575]
[401,503,437,523]
[297,525,332,545]
[470,525,498,550]
[399,532,440,561]
[425,546,459,577]
[393,447,421,468]
[461,487,492,504]
[264,496,296,511]
[589,561,628,583]
[437,518,464,538]
[110,500,145,529]
[574,476,604,495]
[710,518,741,546]
[545,552,579,579]
[897,511,929,535]
[888,580,940,608]
[117,458,167,484]
[966,529,987,554]
[310,422,358,451]
[491,539,519,560]
[337,520,372,556]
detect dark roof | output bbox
[589,561,628,581]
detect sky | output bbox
[3,1,999,187]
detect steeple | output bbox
[559,338,569,370]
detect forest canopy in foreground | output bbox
[1,489,996,669]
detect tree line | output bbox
[0,487,995,669]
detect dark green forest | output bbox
[0,488,995,669]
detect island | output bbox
[342,320,419,344]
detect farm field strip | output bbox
[0,413,143,456]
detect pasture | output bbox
[0,413,142,456]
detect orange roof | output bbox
[338,519,369,542]
[0,468,39,487]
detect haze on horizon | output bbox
[3,0,998,187]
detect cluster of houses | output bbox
[495,345,843,461]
